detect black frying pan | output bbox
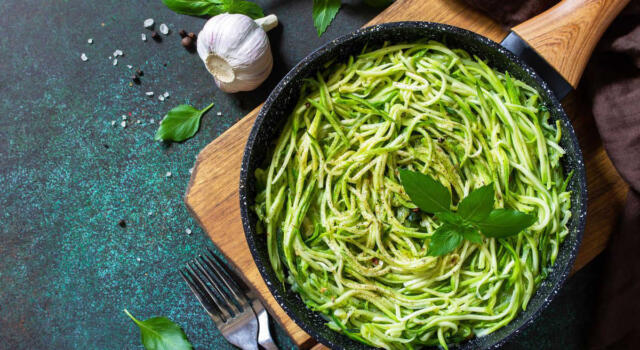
[239,0,627,348]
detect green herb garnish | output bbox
[124,309,193,350]
[312,0,342,36]
[399,169,535,256]
[312,0,395,36]
[161,0,264,19]
[155,103,214,142]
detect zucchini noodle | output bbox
[253,41,572,349]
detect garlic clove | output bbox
[197,13,276,93]
[254,14,278,32]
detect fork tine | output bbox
[179,269,225,324]
[193,259,241,315]
[201,253,250,309]
[207,248,249,292]
[185,263,233,320]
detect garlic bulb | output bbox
[197,13,278,93]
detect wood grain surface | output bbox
[512,0,630,88]
[185,0,629,348]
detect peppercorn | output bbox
[136,69,143,76]
[188,32,196,40]
[179,29,187,38]
[118,219,126,228]
[151,31,160,41]
[438,137,445,143]
[131,75,140,84]
[181,36,193,48]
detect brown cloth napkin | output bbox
[462,0,640,348]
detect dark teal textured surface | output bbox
[0,1,377,349]
[0,0,598,349]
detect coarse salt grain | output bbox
[148,211,153,216]
[122,115,127,120]
[80,53,88,61]
[121,121,127,128]
[189,167,193,174]
[136,257,141,262]
[185,228,192,235]
[87,38,93,44]
[145,91,154,97]
[150,118,155,124]
[144,18,154,28]
[163,91,169,98]
[141,33,147,41]
[166,171,172,177]
[158,95,165,102]
[216,111,222,116]
[113,59,118,66]
[159,23,169,35]
[136,120,141,124]
[113,49,123,57]
[111,120,116,126]
[127,64,133,69]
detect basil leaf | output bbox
[155,103,214,142]
[224,0,265,19]
[161,0,264,19]
[427,224,463,256]
[458,183,494,223]
[460,228,483,244]
[161,0,223,16]
[124,309,193,350]
[436,212,482,244]
[435,211,463,226]
[478,208,536,238]
[312,0,341,36]
[399,169,451,214]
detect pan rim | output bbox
[239,21,587,350]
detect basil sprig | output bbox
[155,103,214,142]
[399,169,535,256]
[124,309,193,350]
[312,0,395,36]
[312,0,342,36]
[161,0,264,19]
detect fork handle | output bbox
[256,307,279,350]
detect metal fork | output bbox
[180,251,259,350]
[205,249,278,350]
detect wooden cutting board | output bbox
[185,0,629,348]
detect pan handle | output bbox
[510,0,629,89]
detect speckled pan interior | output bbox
[239,22,587,350]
